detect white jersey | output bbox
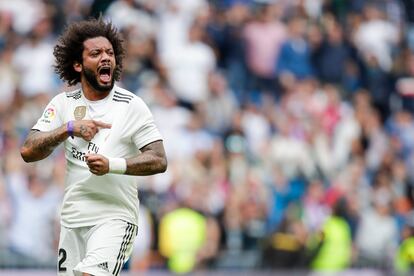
[33,85,163,228]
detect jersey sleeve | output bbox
[131,98,163,150]
[32,94,64,132]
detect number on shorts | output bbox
[58,248,67,272]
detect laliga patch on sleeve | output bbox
[40,105,56,124]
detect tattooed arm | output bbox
[84,140,167,176]
[126,140,167,176]
[20,126,69,163]
[21,120,111,163]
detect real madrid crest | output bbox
[74,106,86,120]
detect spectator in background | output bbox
[386,110,414,165]
[162,21,216,107]
[363,53,393,119]
[302,0,323,20]
[234,168,268,249]
[243,2,286,95]
[276,16,314,85]
[171,0,209,22]
[6,160,61,267]
[267,115,316,180]
[240,102,272,158]
[355,191,399,269]
[312,20,352,86]
[156,1,187,58]
[105,0,155,33]
[353,4,399,72]
[302,179,329,233]
[310,198,352,272]
[157,0,208,60]
[12,17,58,99]
[224,112,250,186]
[158,205,220,274]
[330,98,361,172]
[0,0,47,35]
[266,167,306,233]
[390,158,412,216]
[0,171,11,257]
[172,110,215,162]
[402,0,414,52]
[361,108,389,174]
[351,4,398,117]
[0,11,13,52]
[201,70,239,136]
[394,211,414,274]
[262,204,308,269]
[394,49,414,114]
[0,45,17,114]
[208,2,250,99]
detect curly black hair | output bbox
[53,18,125,86]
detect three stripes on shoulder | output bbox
[113,91,133,104]
[65,89,134,104]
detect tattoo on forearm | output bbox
[24,131,61,151]
[21,127,67,161]
[125,140,167,176]
[126,154,164,175]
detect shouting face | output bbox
[76,36,116,93]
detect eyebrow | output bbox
[87,47,114,53]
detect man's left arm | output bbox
[85,140,167,176]
[125,140,167,175]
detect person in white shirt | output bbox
[162,22,216,105]
[353,4,399,72]
[20,18,167,276]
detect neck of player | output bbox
[81,81,111,101]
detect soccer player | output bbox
[20,18,167,276]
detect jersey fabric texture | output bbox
[32,85,163,228]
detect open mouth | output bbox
[98,66,112,83]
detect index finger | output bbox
[85,153,100,162]
[93,120,112,129]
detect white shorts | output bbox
[58,220,138,276]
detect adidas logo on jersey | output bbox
[98,262,109,272]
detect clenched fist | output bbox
[85,153,109,175]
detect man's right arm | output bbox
[20,125,69,163]
[20,120,112,163]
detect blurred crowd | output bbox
[2,0,414,274]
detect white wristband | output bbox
[108,158,127,174]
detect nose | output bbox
[100,51,112,63]
[101,52,110,61]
